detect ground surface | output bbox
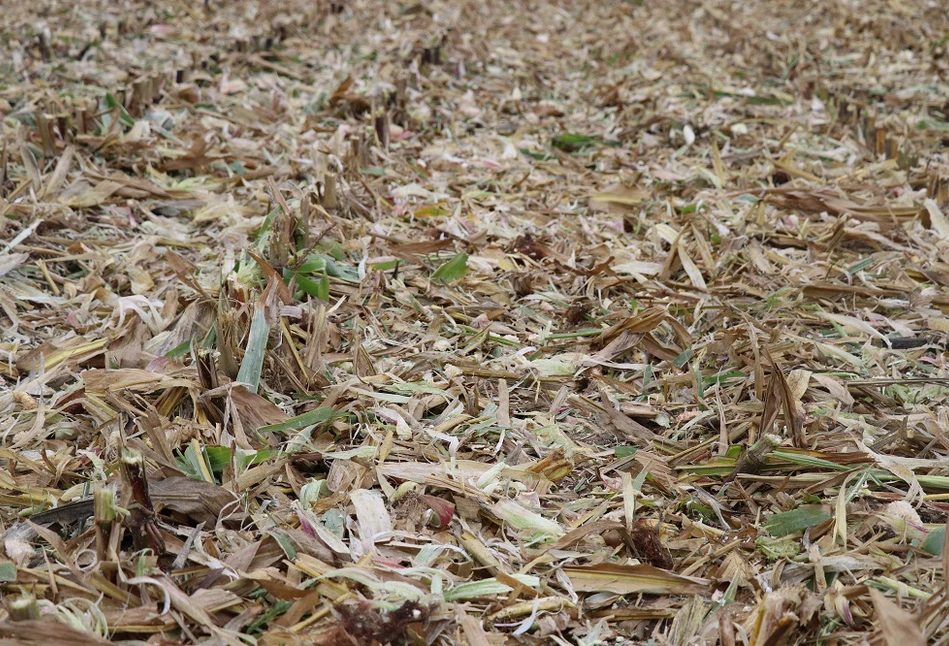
[1,0,949,644]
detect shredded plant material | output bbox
[1,0,948,644]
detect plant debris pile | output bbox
[1,0,949,644]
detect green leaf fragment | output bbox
[431,252,469,284]
[258,407,338,434]
[764,507,831,537]
[236,306,269,393]
[519,148,554,161]
[0,561,17,582]
[552,133,599,152]
[921,526,946,556]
